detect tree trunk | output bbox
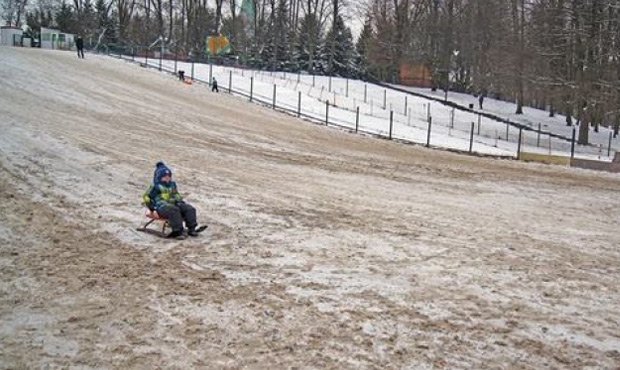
[549,104,555,117]
[578,106,590,145]
[566,110,572,126]
[168,0,173,43]
[215,0,223,34]
[514,0,525,114]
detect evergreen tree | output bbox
[260,29,276,69]
[55,1,76,33]
[259,2,277,69]
[355,15,373,79]
[294,13,321,74]
[323,15,356,77]
[273,0,291,70]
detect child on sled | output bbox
[142,162,204,239]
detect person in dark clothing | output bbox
[76,36,84,59]
[478,92,484,110]
[152,161,169,182]
[212,77,219,92]
[142,163,200,239]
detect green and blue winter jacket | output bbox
[142,165,184,211]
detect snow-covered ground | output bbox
[1,47,620,368]
[129,54,618,161]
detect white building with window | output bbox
[0,26,23,46]
[40,27,75,50]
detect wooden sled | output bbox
[136,208,208,239]
[136,209,170,237]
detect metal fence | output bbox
[100,44,618,162]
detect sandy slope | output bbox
[1,46,619,369]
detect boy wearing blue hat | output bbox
[143,162,201,239]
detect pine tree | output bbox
[260,1,277,69]
[55,1,75,33]
[294,13,321,74]
[260,29,276,69]
[323,15,356,77]
[356,15,373,79]
[273,0,291,70]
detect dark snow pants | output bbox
[157,202,197,232]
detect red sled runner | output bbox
[136,209,207,239]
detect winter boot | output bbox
[167,229,186,239]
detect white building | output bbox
[40,27,75,50]
[0,26,23,46]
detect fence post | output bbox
[505,123,509,140]
[517,128,523,159]
[427,104,431,121]
[426,117,432,147]
[191,61,194,80]
[383,89,387,109]
[228,70,232,93]
[174,50,177,73]
[145,50,148,66]
[250,77,254,102]
[325,100,329,125]
[159,52,162,71]
[132,47,135,62]
[450,108,455,128]
[297,72,300,83]
[477,114,481,135]
[209,62,213,86]
[364,84,367,103]
[273,84,277,109]
[313,74,315,87]
[389,111,394,140]
[469,122,475,153]
[608,131,613,157]
[537,123,541,147]
[355,107,360,133]
[329,76,332,92]
[404,96,408,116]
[571,127,576,158]
[297,91,301,117]
[346,78,349,97]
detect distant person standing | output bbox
[212,77,219,93]
[478,92,484,110]
[76,36,84,59]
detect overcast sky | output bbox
[206,0,366,41]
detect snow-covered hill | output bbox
[123,53,619,160]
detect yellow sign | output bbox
[206,36,231,55]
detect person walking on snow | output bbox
[143,163,202,239]
[212,77,219,92]
[76,36,84,59]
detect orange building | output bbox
[399,64,433,88]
